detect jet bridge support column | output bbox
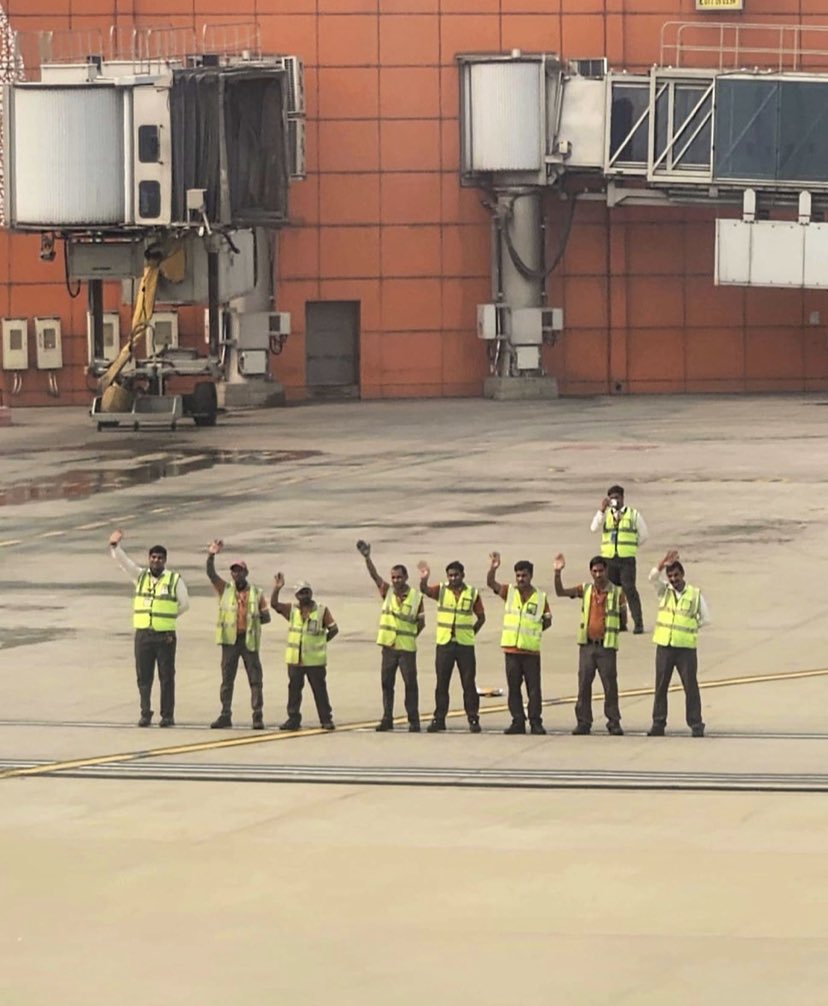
[483,188,558,400]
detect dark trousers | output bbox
[433,642,479,722]
[576,642,621,729]
[653,645,704,729]
[504,651,543,725]
[134,628,176,720]
[220,634,264,719]
[287,664,333,725]
[607,556,643,629]
[380,647,419,724]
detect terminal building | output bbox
[2,0,828,409]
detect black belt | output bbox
[586,638,604,645]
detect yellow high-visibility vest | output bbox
[652,585,702,649]
[286,603,329,666]
[377,587,422,652]
[601,507,640,558]
[435,584,477,646]
[215,583,263,651]
[133,569,180,632]
[500,586,546,652]
[577,583,621,649]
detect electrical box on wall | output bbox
[87,311,121,363]
[34,317,63,369]
[2,318,29,370]
[146,312,179,356]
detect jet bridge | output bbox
[458,21,828,395]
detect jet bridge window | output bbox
[654,82,712,173]
[714,78,828,184]
[609,82,649,168]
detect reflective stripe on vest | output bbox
[133,569,180,631]
[435,583,477,646]
[652,585,701,649]
[377,587,422,652]
[215,583,263,651]
[601,507,640,558]
[286,603,328,666]
[500,585,546,652]
[577,583,621,650]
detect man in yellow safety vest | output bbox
[206,539,271,730]
[417,559,486,733]
[109,528,189,727]
[271,575,339,731]
[487,552,551,735]
[554,552,626,736]
[647,550,711,737]
[590,484,649,634]
[358,540,425,732]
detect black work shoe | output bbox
[211,714,232,729]
[504,722,526,735]
[427,719,446,733]
[375,719,394,732]
[159,717,174,728]
[469,719,482,733]
[608,724,624,736]
[321,721,336,731]
[137,713,152,727]
[647,724,665,736]
[691,725,705,738]
[530,723,547,736]
[572,724,591,735]
[408,722,421,733]
[633,625,645,635]
[279,719,301,732]
[252,719,264,730]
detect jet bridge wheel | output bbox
[186,381,218,427]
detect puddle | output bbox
[0,449,321,507]
[0,628,76,650]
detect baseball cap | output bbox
[230,560,249,573]
[294,580,312,594]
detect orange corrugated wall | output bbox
[3,0,828,405]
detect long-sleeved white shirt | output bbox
[590,506,649,545]
[648,567,710,627]
[110,543,190,614]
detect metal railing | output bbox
[661,20,828,72]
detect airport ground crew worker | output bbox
[648,550,710,737]
[487,552,551,735]
[207,540,270,730]
[271,576,338,731]
[554,553,626,736]
[358,540,424,732]
[590,484,648,634]
[417,560,485,733]
[108,528,189,727]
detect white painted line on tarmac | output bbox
[75,521,110,530]
[0,540,22,547]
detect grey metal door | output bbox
[305,300,359,396]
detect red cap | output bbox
[229,560,248,573]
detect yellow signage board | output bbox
[695,0,743,9]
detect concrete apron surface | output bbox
[1,394,828,1005]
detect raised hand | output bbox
[489,551,501,570]
[416,560,430,579]
[273,571,285,591]
[554,553,566,571]
[109,528,123,547]
[208,538,223,555]
[356,539,371,558]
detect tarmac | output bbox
[2,393,828,1005]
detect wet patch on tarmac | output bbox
[702,519,808,545]
[0,627,76,650]
[0,449,322,507]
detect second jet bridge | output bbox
[459,22,828,388]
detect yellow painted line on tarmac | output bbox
[0,540,23,548]
[75,521,110,531]
[3,666,828,782]
[38,530,67,538]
